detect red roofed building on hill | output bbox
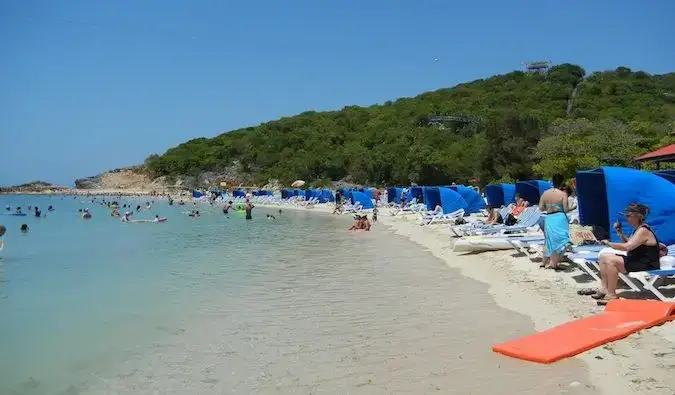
[635,144,675,170]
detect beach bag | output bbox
[591,225,609,242]
[569,225,598,245]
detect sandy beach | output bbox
[253,200,675,394]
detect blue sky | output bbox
[1,0,673,186]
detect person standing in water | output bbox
[0,224,6,250]
[245,200,254,220]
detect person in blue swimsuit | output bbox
[538,174,571,270]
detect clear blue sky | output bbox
[1,0,673,186]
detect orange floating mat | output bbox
[492,299,675,364]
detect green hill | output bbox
[145,64,675,187]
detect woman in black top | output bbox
[596,203,660,305]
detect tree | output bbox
[533,118,646,178]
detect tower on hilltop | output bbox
[523,60,551,74]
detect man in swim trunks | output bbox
[245,201,254,220]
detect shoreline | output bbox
[253,200,675,394]
[4,193,674,393]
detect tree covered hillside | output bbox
[145,64,675,187]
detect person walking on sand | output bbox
[538,174,571,270]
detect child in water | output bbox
[20,224,29,234]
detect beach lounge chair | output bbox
[449,205,513,237]
[626,245,675,301]
[429,208,466,226]
[344,202,363,214]
[565,245,675,295]
[419,208,465,226]
[462,207,541,236]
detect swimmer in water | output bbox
[266,214,276,220]
[20,224,29,233]
[136,205,141,212]
[82,208,92,219]
[48,205,54,212]
[121,211,132,222]
[15,207,22,214]
[34,206,42,218]
[223,201,233,214]
[0,224,6,250]
[5,205,9,212]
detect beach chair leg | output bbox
[572,259,602,284]
[629,273,670,301]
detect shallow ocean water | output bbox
[0,195,597,394]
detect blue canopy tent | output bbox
[515,180,552,205]
[363,188,374,201]
[281,189,293,199]
[576,167,675,245]
[406,187,424,203]
[232,190,246,198]
[338,188,353,201]
[484,184,516,207]
[350,191,374,209]
[449,185,486,214]
[423,187,468,213]
[294,189,306,200]
[655,170,675,184]
[319,189,335,203]
[192,190,203,198]
[387,188,403,204]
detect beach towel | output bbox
[544,212,570,257]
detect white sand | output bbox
[255,201,675,394]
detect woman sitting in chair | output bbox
[595,203,660,305]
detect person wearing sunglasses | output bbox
[595,203,660,305]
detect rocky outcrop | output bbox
[0,181,68,193]
[74,166,154,190]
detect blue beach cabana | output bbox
[515,180,553,206]
[484,184,516,207]
[387,187,403,204]
[293,189,306,200]
[338,188,353,201]
[281,189,294,199]
[406,187,424,203]
[576,167,675,245]
[449,185,486,214]
[654,170,675,184]
[319,189,335,203]
[350,191,374,209]
[192,190,203,198]
[232,190,246,198]
[423,187,468,213]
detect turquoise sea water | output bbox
[0,195,596,395]
[0,195,302,393]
